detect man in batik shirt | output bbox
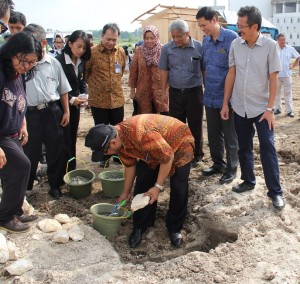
[85,114,194,248]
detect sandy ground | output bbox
[1,74,300,283]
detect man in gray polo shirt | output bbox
[159,19,204,167]
[23,24,71,199]
[221,6,284,209]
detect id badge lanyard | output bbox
[115,51,121,74]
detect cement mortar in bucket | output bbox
[90,203,129,238]
[99,170,124,197]
[64,157,95,199]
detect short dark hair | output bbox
[8,10,26,25]
[237,6,262,31]
[277,33,285,40]
[23,23,46,43]
[0,0,14,18]
[0,32,42,80]
[63,30,91,61]
[196,6,218,21]
[102,23,120,36]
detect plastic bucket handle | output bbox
[66,157,89,173]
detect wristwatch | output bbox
[154,183,164,192]
[266,107,275,112]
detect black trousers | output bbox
[91,106,124,162]
[205,106,239,174]
[23,103,66,191]
[91,106,124,126]
[0,136,31,224]
[169,87,204,159]
[63,105,80,171]
[133,160,191,233]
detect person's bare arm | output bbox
[117,165,136,203]
[258,72,278,130]
[60,93,70,127]
[220,66,236,120]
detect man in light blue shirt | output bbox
[274,33,299,117]
[196,7,239,184]
[23,24,71,199]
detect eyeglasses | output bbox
[236,24,250,30]
[0,20,8,34]
[14,56,38,67]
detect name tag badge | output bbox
[115,62,121,74]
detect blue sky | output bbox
[13,0,227,32]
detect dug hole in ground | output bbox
[1,73,300,283]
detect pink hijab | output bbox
[140,25,162,66]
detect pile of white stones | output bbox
[0,213,85,276]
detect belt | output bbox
[27,101,58,111]
[171,86,200,94]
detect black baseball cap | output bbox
[85,124,115,162]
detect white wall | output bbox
[228,0,272,18]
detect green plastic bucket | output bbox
[64,169,95,199]
[98,170,124,198]
[90,203,129,238]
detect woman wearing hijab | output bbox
[48,32,64,57]
[129,25,168,114]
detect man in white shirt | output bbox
[274,33,299,117]
[23,24,71,199]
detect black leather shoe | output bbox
[170,232,183,247]
[271,195,285,209]
[129,228,145,248]
[232,181,255,193]
[202,167,224,176]
[48,189,62,199]
[219,173,236,184]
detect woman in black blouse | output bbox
[56,30,91,171]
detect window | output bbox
[285,2,297,13]
[275,3,283,13]
[290,34,293,39]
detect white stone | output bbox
[7,241,18,260]
[0,233,9,263]
[6,259,33,275]
[68,225,84,241]
[38,219,62,233]
[53,230,69,243]
[54,214,71,224]
[131,193,150,211]
[22,197,35,215]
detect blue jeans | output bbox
[234,113,283,198]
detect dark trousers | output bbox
[133,160,191,233]
[205,106,239,174]
[234,113,283,198]
[23,104,66,191]
[64,105,80,171]
[91,106,124,162]
[0,136,31,224]
[169,87,204,159]
[91,106,124,126]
